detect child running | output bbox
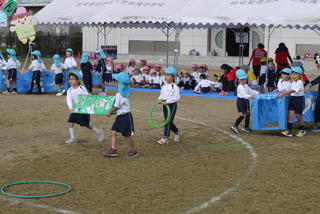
[65,71,104,144]
[28,50,46,94]
[278,67,306,137]
[104,72,138,158]
[3,49,20,95]
[157,67,182,145]
[231,69,259,134]
[51,54,64,96]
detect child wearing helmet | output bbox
[276,68,292,92]
[65,70,104,144]
[278,67,306,137]
[149,68,161,89]
[51,54,64,96]
[157,67,182,145]
[231,69,259,134]
[80,52,93,94]
[3,49,20,95]
[63,48,77,70]
[95,49,107,95]
[28,50,46,94]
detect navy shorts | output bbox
[68,113,90,127]
[201,87,211,93]
[289,96,305,115]
[236,98,250,114]
[55,73,63,85]
[102,73,112,83]
[111,113,134,137]
[7,69,17,81]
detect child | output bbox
[63,48,77,70]
[219,64,236,96]
[276,68,292,92]
[157,67,182,145]
[104,72,138,158]
[231,69,259,134]
[190,64,199,83]
[80,52,93,94]
[3,49,20,95]
[65,70,104,144]
[149,69,161,89]
[95,49,107,94]
[154,64,162,72]
[0,50,7,73]
[114,64,124,74]
[131,68,143,88]
[212,74,222,92]
[258,57,268,88]
[141,66,151,87]
[266,60,277,92]
[51,54,64,96]
[178,69,192,90]
[306,69,320,131]
[278,67,306,137]
[105,57,114,86]
[28,50,46,94]
[126,59,135,76]
[194,74,214,93]
[198,64,208,78]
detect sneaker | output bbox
[61,89,66,95]
[230,125,240,134]
[281,131,293,137]
[104,148,118,157]
[126,149,138,158]
[157,137,169,145]
[296,130,306,137]
[10,91,17,95]
[241,127,252,133]
[174,130,183,142]
[311,125,320,132]
[65,138,78,144]
[96,129,105,142]
[2,91,10,95]
[56,92,63,96]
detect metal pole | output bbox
[104,26,107,48]
[174,27,181,69]
[166,27,169,67]
[96,26,100,49]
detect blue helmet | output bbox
[95,49,106,59]
[164,67,177,76]
[31,50,42,63]
[67,70,83,85]
[292,66,303,74]
[236,69,248,80]
[53,54,61,67]
[66,48,73,54]
[112,72,131,98]
[281,68,292,75]
[81,52,89,64]
[6,49,17,62]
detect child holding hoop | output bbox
[157,67,182,145]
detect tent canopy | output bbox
[34,0,320,29]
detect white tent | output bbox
[35,0,320,29]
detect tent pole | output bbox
[103,26,107,48]
[174,27,182,69]
[166,27,169,67]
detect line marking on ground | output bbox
[133,109,257,214]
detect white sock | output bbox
[91,126,99,133]
[69,128,76,139]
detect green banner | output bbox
[73,95,115,115]
[2,0,18,16]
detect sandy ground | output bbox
[0,90,320,214]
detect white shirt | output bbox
[290,80,304,97]
[114,92,131,115]
[63,57,77,69]
[29,60,46,72]
[150,75,160,84]
[125,66,135,76]
[277,79,292,91]
[0,58,7,71]
[51,64,63,74]
[158,83,180,104]
[260,65,267,76]
[237,84,259,99]
[66,85,88,111]
[160,75,167,85]
[142,74,151,83]
[194,79,214,92]
[131,74,143,83]
[191,71,199,82]
[4,58,20,70]
[212,81,222,89]
[179,77,191,84]
[106,65,113,73]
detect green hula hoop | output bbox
[149,103,171,128]
[0,181,72,199]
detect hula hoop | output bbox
[0,181,72,199]
[149,103,171,128]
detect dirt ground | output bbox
[0,89,320,214]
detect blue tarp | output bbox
[252,91,318,130]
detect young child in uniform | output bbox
[157,67,182,145]
[28,50,46,94]
[141,66,151,87]
[212,74,223,92]
[95,49,107,95]
[0,50,7,74]
[276,68,292,92]
[194,74,214,93]
[126,59,135,76]
[65,70,104,144]
[231,69,259,134]
[3,49,20,95]
[105,57,114,86]
[278,67,306,137]
[178,69,192,90]
[154,64,162,73]
[131,68,143,88]
[63,48,77,70]
[114,64,124,74]
[80,52,93,94]
[104,72,138,158]
[149,68,161,89]
[51,54,64,96]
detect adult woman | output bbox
[248,43,267,78]
[275,43,293,81]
